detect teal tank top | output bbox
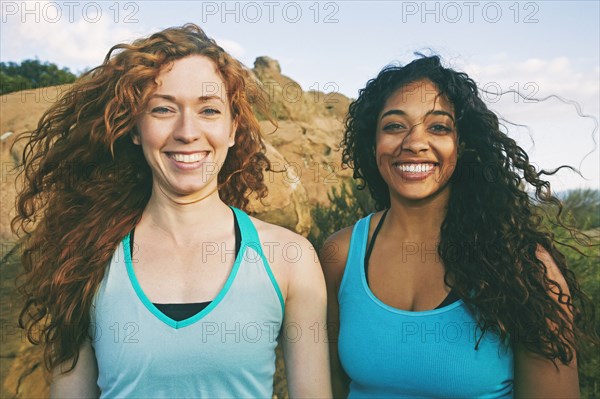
[338,214,514,398]
[91,208,285,398]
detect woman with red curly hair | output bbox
[14,24,331,398]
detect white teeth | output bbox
[395,163,435,173]
[169,153,206,163]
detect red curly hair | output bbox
[12,23,273,372]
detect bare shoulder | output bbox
[250,216,314,253]
[535,244,570,295]
[320,210,385,288]
[512,245,580,398]
[319,225,355,291]
[249,216,322,299]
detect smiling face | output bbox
[134,55,237,201]
[376,79,458,204]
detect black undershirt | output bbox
[365,209,459,310]
[130,208,242,321]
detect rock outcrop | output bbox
[252,56,350,122]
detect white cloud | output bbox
[19,19,139,67]
[1,1,143,71]
[462,57,599,101]
[1,5,247,73]
[215,38,245,59]
[460,57,599,190]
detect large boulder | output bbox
[246,141,312,236]
[261,119,352,206]
[252,56,350,123]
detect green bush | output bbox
[1,59,77,95]
[559,189,600,231]
[566,236,599,398]
[308,180,376,250]
[541,189,599,398]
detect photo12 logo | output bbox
[200,1,340,23]
[1,1,140,24]
[401,1,540,23]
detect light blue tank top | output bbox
[91,208,285,398]
[338,214,514,398]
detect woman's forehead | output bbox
[382,80,454,115]
[151,55,228,101]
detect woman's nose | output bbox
[401,124,429,154]
[173,110,202,143]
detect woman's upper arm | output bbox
[320,228,353,399]
[277,232,332,398]
[514,344,579,398]
[513,245,580,398]
[50,339,99,399]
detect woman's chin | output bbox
[153,182,218,203]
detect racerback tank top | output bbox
[90,207,284,398]
[337,214,513,398]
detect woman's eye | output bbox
[151,106,172,114]
[430,124,452,133]
[202,108,221,116]
[382,123,405,132]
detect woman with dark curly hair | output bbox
[13,24,331,398]
[321,55,596,398]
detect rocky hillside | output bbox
[0,57,352,398]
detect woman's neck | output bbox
[138,186,232,244]
[386,189,450,241]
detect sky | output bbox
[1,0,599,191]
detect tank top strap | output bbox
[230,206,264,257]
[338,214,373,299]
[230,206,285,315]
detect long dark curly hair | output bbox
[342,55,597,363]
[12,23,273,372]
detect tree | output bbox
[0,59,77,95]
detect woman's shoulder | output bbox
[318,226,353,288]
[247,214,317,273]
[247,215,324,302]
[320,212,383,264]
[321,210,385,273]
[248,215,312,249]
[323,225,354,261]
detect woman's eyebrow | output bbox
[426,110,455,123]
[380,109,406,120]
[149,94,224,103]
[380,109,455,123]
[149,93,176,101]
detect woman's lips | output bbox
[166,151,209,170]
[392,162,438,181]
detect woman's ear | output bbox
[228,118,238,148]
[131,127,141,145]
